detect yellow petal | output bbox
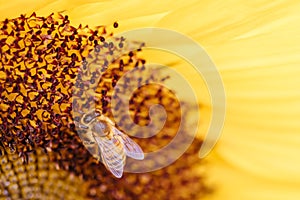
[155,1,300,199]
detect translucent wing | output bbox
[94,136,126,178]
[112,127,144,160]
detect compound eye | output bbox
[83,114,94,124]
[83,111,100,124]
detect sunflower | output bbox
[1,1,300,200]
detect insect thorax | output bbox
[91,120,111,138]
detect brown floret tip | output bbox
[0,13,210,199]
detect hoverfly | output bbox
[76,110,144,178]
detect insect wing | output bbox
[112,127,144,160]
[95,136,126,178]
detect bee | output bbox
[76,110,144,178]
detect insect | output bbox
[76,110,144,178]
